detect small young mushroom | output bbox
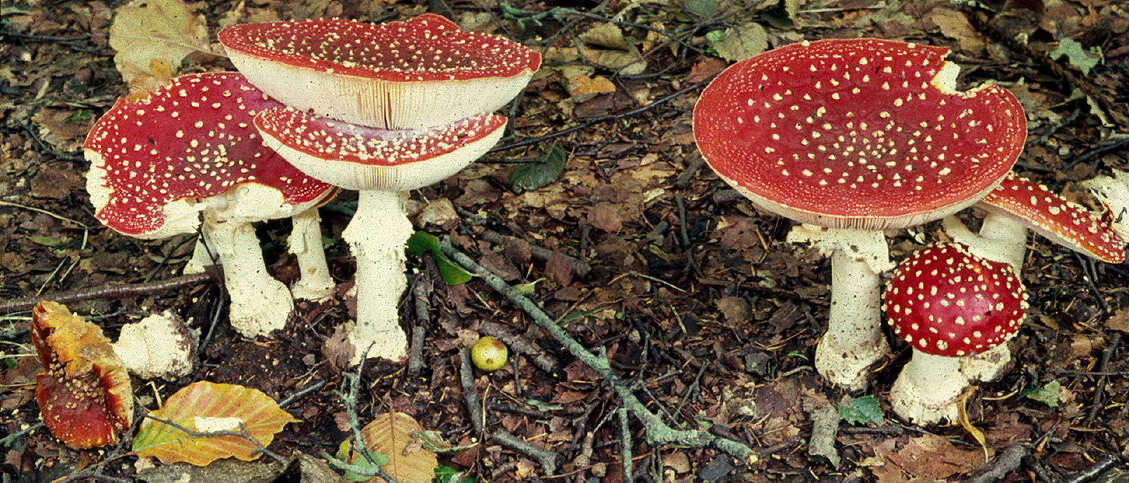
[883,243,1027,425]
[31,301,133,448]
[693,38,1026,391]
[255,108,507,364]
[943,172,1126,381]
[84,72,337,337]
[218,14,542,129]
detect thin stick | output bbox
[0,272,217,315]
[408,276,430,376]
[277,379,325,408]
[459,347,484,435]
[480,320,558,375]
[479,228,591,276]
[1086,332,1120,425]
[143,415,285,465]
[619,408,633,482]
[492,430,558,475]
[440,238,756,464]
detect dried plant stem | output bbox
[440,238,757,465]
[0,272,216,315]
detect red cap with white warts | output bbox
[884,242,1027,357]
[693,39,1027,230]
[980,172,1126,263]
[83,72,335,238]
[32,301,133,449]
[218,15,541,130]
[254,108,507,192]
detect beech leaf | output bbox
[109,0,211,87]
[133,381,296,465]
[357,413,438,483]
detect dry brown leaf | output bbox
[1105,307,1129,334]
[109,0,210,87]
[929,9,985,54]
[359,413,438,483]
[567,74,616,99]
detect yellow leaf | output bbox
[567,74,616,99]
[358,413,438,483]
[109,0,211,86]
[956,386,987,463]
[133,381,297,466]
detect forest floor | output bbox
[2,0,1129,481]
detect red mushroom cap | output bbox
[979,172,1126,264]
[884,242,1027,357]
[254,108,507,192]
[693,39,1027,230]
[83,72,335,238]
[32,301,133,449]
[218,15,541,129]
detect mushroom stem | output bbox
[342,189,412,364]
[288,208,335,301]
[790,226,892,391]
[204,213,294,337]
[183,238,216,275]
[890,351,966,424]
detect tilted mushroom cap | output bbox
[979,172,1126,264]
[32,301,133,449]
[693,39,1027,230]
[884,242,1027,357]
[219,14,541,130]
[254,108,507,192]
[84,72,335,239]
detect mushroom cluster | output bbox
[217,14,540,364]
[693,38,1027,390]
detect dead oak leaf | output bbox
[874,433,981,480]
[109,0,211,86]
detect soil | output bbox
[2,0,1129,482]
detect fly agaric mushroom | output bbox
[941,173,1125,381]
[218,14,542,129]
[32,301,133,448]
[944,171,1126,272]
[111,310,199,380]
[84,72,336,337]
[693,38,1026,390]
[255,108,507,364]
[883,242,1027,424]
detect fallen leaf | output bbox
[587,203,623,233]
[715,296,749,326]
[707,22,767,62]
[567,74,616,100]
[930,9,985,53]
[808,404,840,469]
[874,433,981,480]
[109,0,211,86]
[133,381,296,465]
[1104,308,1129,333]
[358,413,438,483]
[662,451,691,473]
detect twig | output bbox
[619,408,633,482]
[459,347,485,435]
[337,347,399,483]
[408,276,430,376]
[1087,332,1120,425]
[278,379,325,408]
[479,228,591,277]
[966,444,1028,483]
[0,421,44,448]
[0,272,217,314]
[20,121,84,162]
[1063,454,1119,483]
[143,415,285,465]
[198,290,225,357]
[440,238,757,464]
[480,320,558,375]
[492,430,558,475]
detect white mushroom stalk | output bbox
[692,39,1027,391]
[883,243,1026,425]
[288,205,336,301]
[256,108,508,364]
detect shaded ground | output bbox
[2,0,1129,481]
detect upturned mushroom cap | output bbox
[979,172,1126,263]
[693,39,1027,230]
[254,109,507,192]
[31,301,133,449]
[884,242,1027,357]
[219,14,541,130]
[84,72,335,239]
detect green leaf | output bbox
[512,278,544,297]
[837,395,884,426]
[29,235,65,247]
[1048,38,1102,76]
[1021,380,1061,407]
[344,449,390,482]
[406,232,473,285]
[707,23,768,62]
[509,144,567,193]
[434,464,475,483]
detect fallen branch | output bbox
[492,430,558,475]
[479,228,591,277]
[0,272,217,315]
[480,320,558,375]
[440,238,757,465]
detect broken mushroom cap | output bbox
[883,242,1027,424]
[254,108,508,191]
[978,172,1126,264]
[693,38,1027,230]
[111,311,199,380]
[32,301,133,449]
[219,14,541,130]
[84,72,336,238]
